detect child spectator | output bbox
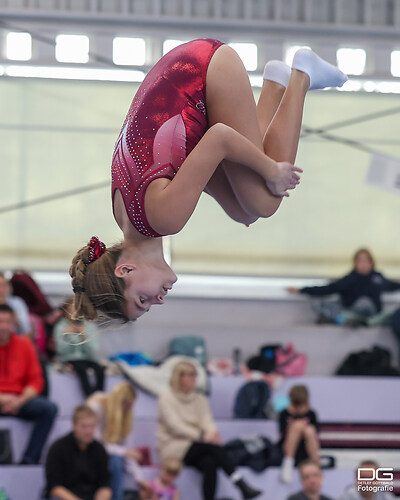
[140,457,181,500]
[54,297,104,397]
[288,248,400,327]
[279,385,320,484]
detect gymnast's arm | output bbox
[145,122,290,235]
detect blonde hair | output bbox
[69,241,128,322]
[89,382,136,444]
[61,296,74,318]
[170,361,196,393]
[73,404,97,424]
[162,457,183,476]
[289,385,309,406]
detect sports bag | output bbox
[247,344,280,373]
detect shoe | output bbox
[315,314,334,325]
[343,317,366,328]
[280,466,293,483]
[236,479,262,499]
[19,458,34,465]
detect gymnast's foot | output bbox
[263,60,291,88]
[266,161,302,198]
[292,48,348,90]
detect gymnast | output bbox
[70,39,347,322]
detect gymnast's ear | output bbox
[114,263,136,278]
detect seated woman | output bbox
[54,297,105,396]
[87,382,152,500]
[157,361,261,500]
[69,39,347,322]
[289,248,400,327]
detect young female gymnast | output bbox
[70,39,347,322]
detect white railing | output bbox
[1,0,400,30]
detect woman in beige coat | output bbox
[157,361,261,500]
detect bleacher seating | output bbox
[0,465,355,500]
[1,372,399,499]
[47,372,400,421]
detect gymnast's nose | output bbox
[155,294,164,304]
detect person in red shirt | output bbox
[0,303,57,464]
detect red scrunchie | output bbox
[88,236,106,263]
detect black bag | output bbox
[247,344,281,373]
[224,435,282,472]
[336,345,400,376]
[233,380,271,419]
[0,429,13,465]
[123,490,139,500]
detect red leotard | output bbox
[111,38,224,237]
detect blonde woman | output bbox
[87,382,150,500]
[157,361,261,500]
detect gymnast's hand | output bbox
[266,161,302,197]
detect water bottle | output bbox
[194,345,205,366]
[233,348,242,375]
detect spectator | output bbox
[288,249,400,327]
[338,460,395,500]
[45,404,112,500]
[54,297,105,397]
[0,303,57,464]
[87,382,152,500]
[279,385,320,484]
[287,459,333,500]
[140,457,181,500]
[157,361,261,500]
[0,272,30,335]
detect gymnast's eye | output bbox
[139,297,145,304]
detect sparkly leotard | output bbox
[112,38,224,237]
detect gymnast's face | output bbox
[117,263,177,320]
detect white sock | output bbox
[280,456,294,483]
[231,471,243,483]
[263,60,291,88]
[292,48,348,90]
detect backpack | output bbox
[275,344,307,376]
[169,336,207,366]
[233,380,271,419]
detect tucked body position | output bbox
[70,39,347,321]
